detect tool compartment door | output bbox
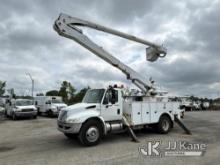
[150,102,160,123]
[141,102,151,124]
[131,102,142,125]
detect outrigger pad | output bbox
[126,126,140,143]
[174,115,192,135]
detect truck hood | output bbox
[64,103,98,113]
[60,103,100,123]
[16,105,36,110]
[64,103,99,116]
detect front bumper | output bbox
[51,110,59,115]
[15,111,37,117]
[57,120,82,134]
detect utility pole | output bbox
[26,73,34,98]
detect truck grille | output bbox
[22,109,33,112]
[58,110,67,122]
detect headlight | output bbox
[51,107,57,111]
[14,108,21,111]
[65,118,80,123]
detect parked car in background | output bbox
[5,99,37,120]
[34,96,67,117]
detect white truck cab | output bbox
[5,99,37,120]
[34,96,67,116]
[58,87,182,146]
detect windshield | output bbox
[82,89,105,103]
[15,100,33,106]
[51,99,63,104]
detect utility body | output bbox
[54,13,187,146]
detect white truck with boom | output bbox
[54,13,190,146]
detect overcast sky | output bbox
[0,0,220,98]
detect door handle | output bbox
[117,109,120,114]
[137,112,140,115]
[146,112,149,114]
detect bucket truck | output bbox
[53,13,189,146]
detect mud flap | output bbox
[122,116,139,143]
[174,115,192,135]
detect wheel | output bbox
[12,112,17,120]
[37,108,41,115]
[48,110,54,117]
[33,115,37,119]
[78,120,103,146]
[156,116,172,134]
[64,133,78,139]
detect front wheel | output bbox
[156,116,172,134]
[78,120,103,146]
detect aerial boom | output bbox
[54,13,167,95]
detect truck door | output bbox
[101,89,122,121]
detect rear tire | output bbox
[12,112,17,120]
[37,108,41,115]
[78,120,103,146]
[156,116,172,134]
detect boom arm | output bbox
[54,13,167,95]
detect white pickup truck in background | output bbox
[5,99,37,120]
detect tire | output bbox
[156,116,172,134]
[37,108,41,115]
[64,133,78,139]
[33,115,37,119]
[48,110,53,117]
[78,120,103,146]
[12,112,17,120]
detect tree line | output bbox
[41,81,89,105]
